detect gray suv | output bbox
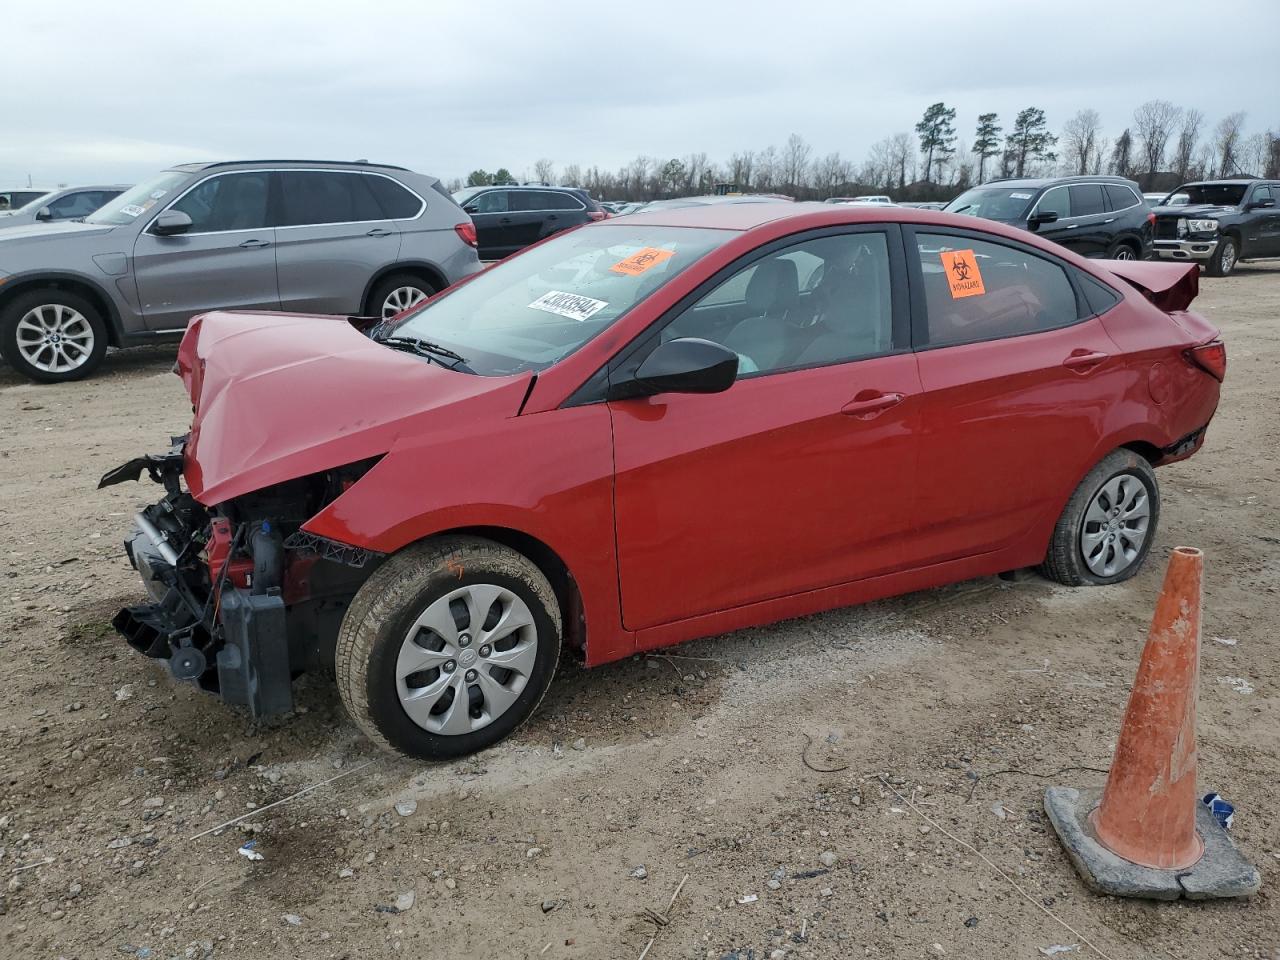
[0,160,482,382]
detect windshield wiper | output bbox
[379,335,472,371]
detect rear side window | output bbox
[171,173,270,232]
[366,174,425,218]
[511,190,583,212]
[1105,184,1139,210]
[1078,272,1122,315]
[471,190,509,214]
[278,171,384,226]
[913,232,1080,347]
[1034,186,1071,219]
[1068,184,1106,216]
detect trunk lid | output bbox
[1101,260,1201,314]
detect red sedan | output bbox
[103,202,1224,759]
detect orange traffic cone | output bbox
[1044,546,1259,899]
[1090,545,1204,869]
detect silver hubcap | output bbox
[396,584,537,736]
[1079,474,1151,577]
[1219,242,1236,274]
[381,285,428,319]
[15,304,94,373]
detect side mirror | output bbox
[152,210,193,236]
[609,338,739,400]
[463,203,479,214]
[35,206,52,221]
[1248,198,1276,210]
[1028,210,1059,228]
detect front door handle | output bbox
[841,391,905,419]
[366,227,393,237]
[499,217,513,224]
[238,238,271,248]
[1063,350,1109,370]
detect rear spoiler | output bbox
[1101,261,1199,313]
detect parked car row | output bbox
[451,184,607,260]
[0,184,128,229]
[0,160,482,382]
[101,198,1225,759]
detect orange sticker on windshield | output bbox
[940,249,986,298]
[611,247,676,276]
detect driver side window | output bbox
[170,173,269,232]
[663,232,894,376]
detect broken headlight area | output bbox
[106,453,383,718]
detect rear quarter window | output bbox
[367,174,426,219]
[1077,272,1123,315]
[1105,184,1140,210]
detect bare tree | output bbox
[1240,133,1270,176]
[1171,110,1203,181]
[561,164,582,188]
[781,134,813,193]
[1132,100,1181,180]
[729,150,755,190]
[532,158,556,184]
[1214,112,1247,177]
[887,133,914,189]
[755,145,779,191]
[1062,109,1103,176]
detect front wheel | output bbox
[0,288,108,383]
[1204,236,1238,277]
[336,536,562,760]
[1039,449,1160,586]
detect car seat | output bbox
[721,258,799,371]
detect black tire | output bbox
[0,287,108,383]
[1204,235,1239,277]
[365,272,437,320]
[1039,449,1160,587]
[336,536,562,760]
[1105,239,1139,261]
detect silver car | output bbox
[0,185,129,230]
[0,160,482,382]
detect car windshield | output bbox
[384,224,733,376]
[944,187,1038,221]
[85,171,190,225]
[1177,184,1248,207]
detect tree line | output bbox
[450,101,1280,203]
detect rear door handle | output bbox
[238,238,271,248]
[841,391,905,418]
[1063,350,1109,370]
[366,227,393,237]
[499,217,512,224]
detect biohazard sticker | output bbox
[528,290,609,322]
[611,247,675,276]
[940,249,986,298]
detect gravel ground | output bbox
[1,263,1278,960]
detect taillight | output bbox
[588,210,608,221]
[1147,212,1156,225]
[1185,340,1226,381]
[454,221,477,247]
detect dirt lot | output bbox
[1,264,1278,960]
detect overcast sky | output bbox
[4,0,1277,188]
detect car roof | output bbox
[606,200,972,231]
[168,160,412,173]
[1180,178,1265,185]
[978,175,1137,189]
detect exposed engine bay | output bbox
[100,438,382,717]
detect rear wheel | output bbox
[1040,449,1160,586]
[336,536,561,760]
[0,288,108,382]
[1204,235,1238,277]
[366,272,437,321]
[1105,240,1138,261]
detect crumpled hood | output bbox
[178,311,532,506]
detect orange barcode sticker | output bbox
[611,247,676,276]
[940,249,986,298]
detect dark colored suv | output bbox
[452,185,606,260]
[944,176,1153,260]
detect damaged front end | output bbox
[101,440,382,718]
